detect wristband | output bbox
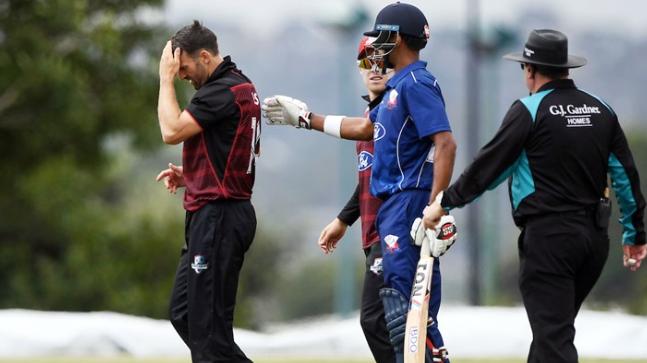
[298,112,312,129]
[323,115,345,138]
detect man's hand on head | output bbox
[159,40,180,83]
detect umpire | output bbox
[424,29,646,362]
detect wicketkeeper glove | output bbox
[410,215,457,258]
[261,95,311,129]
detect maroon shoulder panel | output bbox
[222,83,261,200]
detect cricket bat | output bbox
[403,231,434,363]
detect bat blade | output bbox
[404,238,434,363]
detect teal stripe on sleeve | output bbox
[511,151,535,210]
[609,153,638,244]
[450,90,551,212]
[506,90,554,210]
[445,160,517,212]
[487,160,518,191]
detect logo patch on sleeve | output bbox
[358,151,374,171]
[374,122,386,141]
[191,255,209,274]
[387,89,399,110]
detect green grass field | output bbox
[1,358,646,363]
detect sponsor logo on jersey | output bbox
[358,151,374,171]
[387,89,399,110]
[549,104,600,127]
[370,257,383,275]
[384,234,400,253]
[191,255,209,274]
[374,122,386,141]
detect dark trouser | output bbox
[169,200,256,363]
[518,211,609,363]
[361,243,396,363]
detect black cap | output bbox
[364,2,430,40]
[503,29,586,68]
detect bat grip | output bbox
[420,233,431,257]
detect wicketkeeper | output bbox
[317,36,395,363]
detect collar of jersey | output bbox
[386,60,428,88]
[205,55,235,84]
[362,92,385,110]
[537,78,576,93]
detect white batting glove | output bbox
[432,215,457,257]
[410,217,427,247]
[262,95,311,129]
[410,215,457,257]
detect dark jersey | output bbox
[442,79,645,245]
[337,95,384,249]
[183,56,261,212]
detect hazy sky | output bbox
[164,0,647,36]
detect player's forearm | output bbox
[309,113,373,141]
[609,124,646,245]
[337,184,361,226]
[430,133,457,203]
[157,79,183,144]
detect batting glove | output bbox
[432,215,457,257]
[410,217,427,247]
[261,95,311,129]
[410,215,457,257]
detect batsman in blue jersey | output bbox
[262,3,457,362]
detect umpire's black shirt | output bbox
[442,79,645,245]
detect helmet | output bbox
[362,2,429,66]
[358,36,388,72]
[357,36,375,60]
[363,2,429,39]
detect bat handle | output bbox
[420,233,431,257]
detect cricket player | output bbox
[263,3,456,361]
[317,36,395,363]
[424,29,646,363]
[156,21,261,363]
